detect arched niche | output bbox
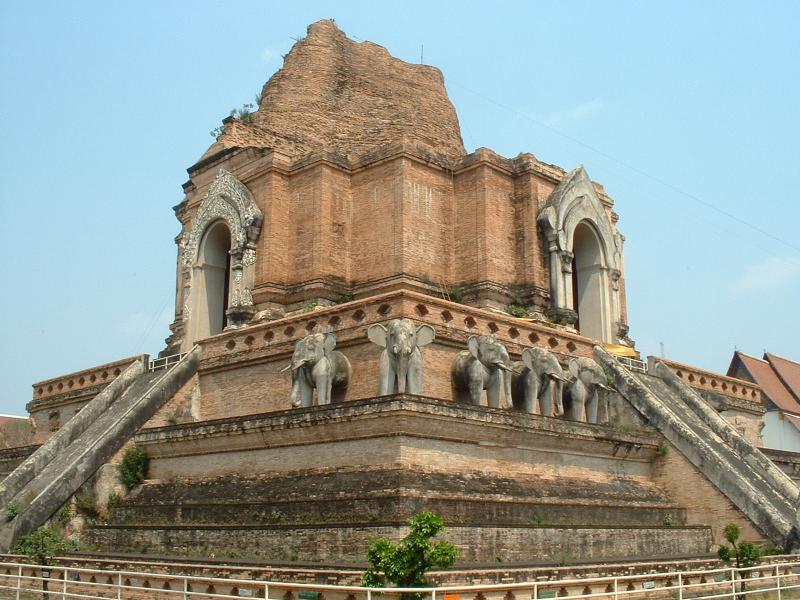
[537,166,626,344]
[179,169,263,349]
[571,221,611,342]
[190,221,232,340]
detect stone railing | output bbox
[653,357,761,403]
[30,355,146,404]
[198,289,605,365]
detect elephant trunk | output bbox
[289,368,301,407]
[502,365,513,409]
[396,355,409,394]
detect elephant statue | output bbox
[451,335,513,408]
[288,333,351,408]
[367,319,436,395]
[564,357,613,423]
[511,347,569,416]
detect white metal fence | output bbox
[0,559,798,600]
[617,356,648,374]
[148,353,188,373]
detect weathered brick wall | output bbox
[651,440,766,546]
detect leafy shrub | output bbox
[718,522,761,598]
[57,504,73,527]
[74,493,99,519]
[505,304,528,318]
[14,526,77,565]
[362,511,458,600]
[5,502,18,522]
[119,445,149,490]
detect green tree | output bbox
[717,523,761,600]
[362,511,458,600]
[14,526,77,598]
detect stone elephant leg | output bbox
[377,350,395,395]
[313,357,333,405]
[486,369,501,409]
[467,362,484,406]
[406,348,424,395]
[586,389,599,424]
[524,373,541,414]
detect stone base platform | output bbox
[85,523,712,564]
[86,396,713,564]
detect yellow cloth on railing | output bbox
[601,343,639,358]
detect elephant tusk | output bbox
[549,373,570,383]
[496,363,514,372]
[598,382,615,392]
[280,364,293,374]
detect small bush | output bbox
[336,293,355,304]
[448,286,464,304]
[663,513,674,527]
[5,502,18,522]
[74,493,99,519]
[656,441,669,457]
[363,511,458,600]
[505,304,528,318]
[301,298,318,313]
[57,504,73,528]
[14,526,77,565]
[119,445,149,490]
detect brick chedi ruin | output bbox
[0,20,796,566]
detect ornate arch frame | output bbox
[180,168,263,344]
[537,166,625,343]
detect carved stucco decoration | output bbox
[182,168,263,268]
[179,169,263,341]
[537,165,625,343]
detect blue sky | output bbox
[1,1,798,414]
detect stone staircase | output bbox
[596,346,800,550]
[0,348,199,552]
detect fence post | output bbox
[15,564,21,600]
[265,583,270,600]
[184,576,189,600]
[368,589,372,600]
[678,572,683,600]
[731,568,736,599]
[534,583,538,600]
[613,578,618,600]
[62,568,68,600]
[117,571,123,600]
[776,565,782,600]
[432,590,436,600]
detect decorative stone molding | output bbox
[180,169,264,347]
[182,169,263,268]
[538,166,625,343]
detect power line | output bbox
[449,80,800,256]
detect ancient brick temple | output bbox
[0,21,794,566]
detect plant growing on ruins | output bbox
[301,298,319,313]
[663,513,674,527]
[505,304,528,318]
[718,523,761,599]
[119,445,149,490]
[448,286,464,304]
[656,440,669,457]
[5,501,18,522]
[57,504,73,528]
[15,526,77,597]
[74,493,99,520]
[362,511,458,600]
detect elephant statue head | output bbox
[565,356,613,423]
[511,347,568,416]
[451,335,513,408]
[288,332,351,408]
[367,319,435,395]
